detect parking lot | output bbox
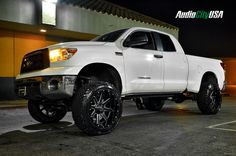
[0,97,235,156]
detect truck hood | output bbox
[47,41,106,49]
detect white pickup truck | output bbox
[16,27,225,135]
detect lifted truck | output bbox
[15,27,225,135]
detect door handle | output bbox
[115,52,123,56]
[154,54,163,58]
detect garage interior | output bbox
[0,0,235,155]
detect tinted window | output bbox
[124,31,155,50]
[92,29,127,42]
[152,32,163,51]
[159,34,176,52]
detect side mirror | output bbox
[124,33,149,47]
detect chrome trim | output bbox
[16,75,77,100]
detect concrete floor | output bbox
[0,97,236,156]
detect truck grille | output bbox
[21,48,49,74]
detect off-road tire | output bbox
[197,76,222,114]
[72,81,122,135]
[28,100,67,123]
[143,97,165,111]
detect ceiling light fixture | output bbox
[40,29,47,33]
[43,0,58,3]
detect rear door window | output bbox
[159,34,176,52]
[152,32,163,51]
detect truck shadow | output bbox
[22,121,88,137]
[23,121,74,132]
[0,106,203,140]
[23,107,201,134]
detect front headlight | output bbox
[49,48,77,62]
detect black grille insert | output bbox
[21,48,49,74]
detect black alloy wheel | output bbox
[28,100,67,123]
[72,82,122,135]
[197,77,222,114]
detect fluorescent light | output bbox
[42,1,56,25]
[43,0,58,3]
[40,29,47,33]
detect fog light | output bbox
[48,79,60,91]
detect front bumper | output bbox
[15,76,77,100]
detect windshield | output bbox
[92,29,128,42]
